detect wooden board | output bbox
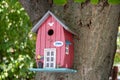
[29,68,77,73]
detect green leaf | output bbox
[53,0,67,5]
[74,0,86,3]
[108,0,120,4]
[0,0,35,79]
[91,0,99,4]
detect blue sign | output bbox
[53,41,63,47]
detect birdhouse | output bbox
[30,11,77,73]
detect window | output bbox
[51,51,54,56]
[50,63,54,67]
[47,57,49,61]
[47,52,50,56]
[44,48,56,68]
[51,57,54,61]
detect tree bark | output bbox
[19,0,120,80]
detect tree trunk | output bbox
[19,0,120,80]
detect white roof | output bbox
[31,11,76,35]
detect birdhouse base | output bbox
[29,68,77,73]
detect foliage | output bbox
[53,0,120,5]
[117,32,120,49]
[90,0,99,4]
[114,53,120,64]
[108,0,120,4]
[53,0,67,5]
[114,28,120,64]
[0,0,35,80]
[74,0,85,3]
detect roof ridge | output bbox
[31,10,76,35]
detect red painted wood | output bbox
[59,25,65,67]
[64,29,74,68]
[35,26,41,67]
[54,18,61,65]
[49,16,55,48]
[55,18,60,65]
[40,22,46,63]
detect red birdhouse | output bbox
[30,11,77,73]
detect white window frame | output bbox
[44,48,56,68]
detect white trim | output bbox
[44,48,56,68]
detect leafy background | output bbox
[0,0,35,80]
[115,27,120,65]
[53,0,120,5]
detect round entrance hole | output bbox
[48,29,54,36]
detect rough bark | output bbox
[19,0,120,80]
[19,0,50,25]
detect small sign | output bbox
[53,41,63,47]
